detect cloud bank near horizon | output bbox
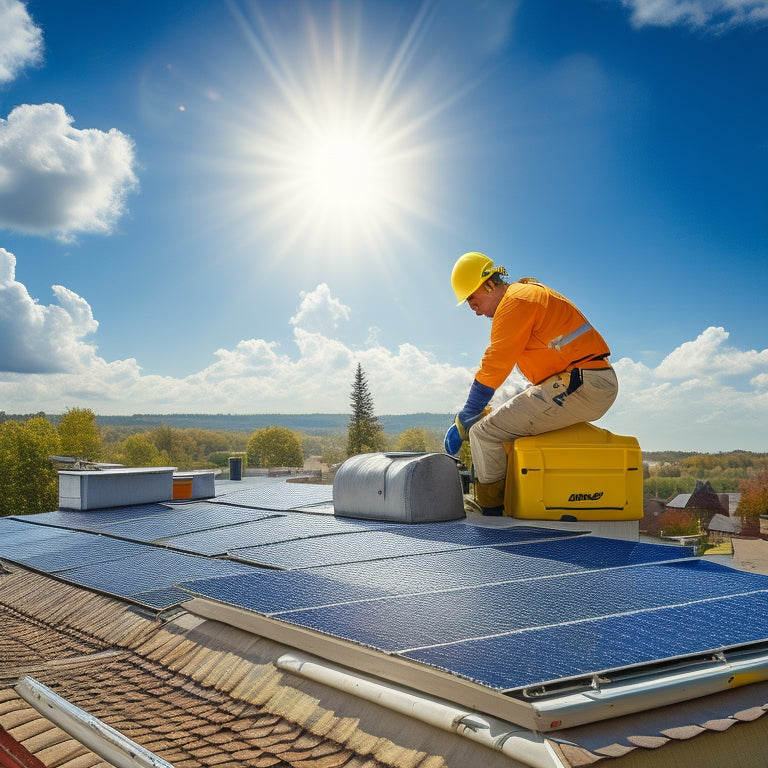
[0,255,766,452]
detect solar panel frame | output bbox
[402,590,768,693]
[256,559,768,655]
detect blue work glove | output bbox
[444,405,494,455]
[444,423,463,455]
[457,379,495,432]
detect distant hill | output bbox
[92,413,452,435]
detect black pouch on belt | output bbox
[566,367,584,395]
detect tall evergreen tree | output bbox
[347,363,384,456]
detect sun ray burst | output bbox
[216,0,450,265]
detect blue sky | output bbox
[0,0,766,451]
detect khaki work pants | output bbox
[469,367,619,486]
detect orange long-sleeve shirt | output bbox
[475,280,611,389]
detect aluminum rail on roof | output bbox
[14,677,174,768]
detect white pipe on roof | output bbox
[277,652,565,768]
[13,676,175,768]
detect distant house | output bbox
[663,480,750,539]
[666,480,745,532]
[708,512,742,541]
[667,480,729,515]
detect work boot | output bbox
[475,478,506,517]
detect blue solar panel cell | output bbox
[231,530,471,569]
[129,587,192,610]
[307,536,693,596]
[13,536,147,573]
[0,519,94,561]
[213,483,334,511]
[101,508,275,543]
[180,569,393,613]
[389,522,587,546]
[165,514,370,555]
[10,504,175,531]
[292,502,336,514]
[58,548,257,600]
[402,590,768,692]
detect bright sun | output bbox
[304,129,380,209]
[222,2,443,260]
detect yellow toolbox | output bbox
[504,422,643,521]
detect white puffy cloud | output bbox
[289,283,351,335]
[655,326,768,379]
[600,328,768,451]
[0,271,766,451]
[0,0,43,85]
[0,248,98,373]
[0,103,138,240]
[620,0,768,29]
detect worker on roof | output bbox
[445,251,618,516]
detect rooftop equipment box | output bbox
[172,470,216,501]
[58,467,175,510]
[333,452,465,523]
[505,422,643,521]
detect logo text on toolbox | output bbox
[568,492,604,502]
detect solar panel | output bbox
[11,535,148,573]
[9,503,176,531]
[164,514,375,556]
[59,548,258,607]
[292,501,335,514]
[128,587,195,610]
[212,483,333,511]
[289,536,696,595]
[403,590,768,692]
[179,569,393,613]
[0,518,95,560]
[255,560,768,654]
[97,507,275,543]
[181,536,695,614]
[375,521,587,546]
[230,529,472,569]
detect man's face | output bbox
[466,282,497,317]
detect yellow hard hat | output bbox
[451,252,507,305]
